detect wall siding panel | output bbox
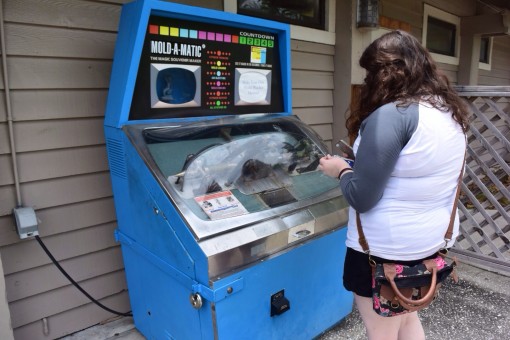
[168,0,223,9]
[310,124,333,141]
[437,62,458,84]
[4,0,121,31]
[21,172,113,213]
[380,0,422,24]
[8,58,111,89]
[0,146,109,186]
[479,76,510,86]
[0,93,6,122]
[492,57,510,74]
[0,123,10,154]
[0,198,117,247]
[291,39,335,150]
[292,51,334,72]
[479,36,510,86]
[95,0,223,9]
[13,292,130,340]
[0,172,113,216]
[425,0,476,16]
[292,89,333,108]
[5,247,124,302]
[0,155,12,185]
[12,118,105,153]
[292,70,334,90]
[0,185,16,217]
[16,146,109,182]
[291,40,335,55]
[1,222,118,275]
[0,65,4,90]
[11,89,108,121]
[9,270,127,328]
[5,24,116,58]
[293,107,333,125]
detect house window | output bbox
[426,17,456,56]
[224,0,336,45]
[479,36,492,71]
[237,0,326,30]
[422,4,460,65]
[479,38,490,64]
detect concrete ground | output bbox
[319,262,510,340]
[62,261,510,340]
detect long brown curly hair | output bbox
[346,30,470,142]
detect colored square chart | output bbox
[159,26,169,35]
[179,28,188,38]
[149,25,159,34]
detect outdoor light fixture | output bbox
[357,0,379,29]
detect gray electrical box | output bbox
[13,207,39,239]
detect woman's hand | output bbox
[318,155,351,178]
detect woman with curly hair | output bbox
[319,30,469,339]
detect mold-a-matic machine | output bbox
[104,0,352,339]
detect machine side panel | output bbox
[105,127,131,232]
[212,227,352,340]
[105,127,212,338]
[119,242,205,340]
[143,186,211,284]
[121,136,200,279]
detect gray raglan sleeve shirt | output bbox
[339,102,419,213]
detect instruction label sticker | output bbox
[195,190,248,220]
[250,46,266,64]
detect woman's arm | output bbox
[340,103,419,212]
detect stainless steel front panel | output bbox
[124,114,349,277]
[200,195,349,278]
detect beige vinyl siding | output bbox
[379,1,510,87]
[437,63,459,84]
[385,0,475,14]
[291,40,335,150]
[0,0,223,339]
[473,2,510,86]
[479,35,510,86]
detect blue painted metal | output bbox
[118,225,352,340]
[104,0,292,128]
[115,229,245,304]
[212,228,353,340]
[104,0,352,339]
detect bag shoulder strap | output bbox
[357,150,466,253]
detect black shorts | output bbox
[342,247,438,297]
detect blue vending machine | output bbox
[104,0,353,339]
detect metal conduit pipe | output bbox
[0,0,22,207]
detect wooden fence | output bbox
[453,86,510,274]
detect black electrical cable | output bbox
[35,235,132,317]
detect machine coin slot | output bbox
[270,289,290,316]
[283,210,315,244]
